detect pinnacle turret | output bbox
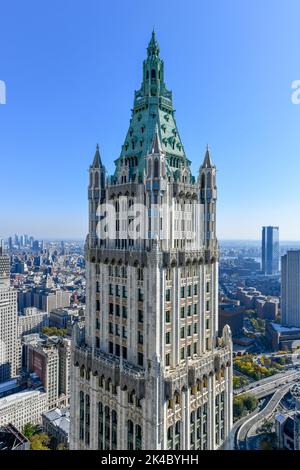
[150,124,163,154]
[147,30,160,57]
[201,145,214,169]
[92,143,102,168]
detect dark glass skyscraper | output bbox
[261,226,279,275]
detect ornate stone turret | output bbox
[88,144,106,245]
[199,146,217,252]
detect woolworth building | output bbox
[70,32,233,450]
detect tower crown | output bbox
[113,32,192,184]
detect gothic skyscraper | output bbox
[70,32,233,450]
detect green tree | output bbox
[57,443,69,450]
[242,393,258,412]
[30,433,50,450]
[42,326,67,337]
[233,397,244,419]
[23,422,38,439]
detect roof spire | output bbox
[151,124,162,154]
[202,145,214,169]
[147,30,160,57]
[92,143,102,168]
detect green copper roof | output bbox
[113,32,192,183]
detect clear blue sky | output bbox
[0,0,299,240]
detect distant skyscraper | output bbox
[281,250,300,328]
[261,226,279,275]
[0,248,19,382]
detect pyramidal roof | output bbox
[91,144,102,168]
[113,32,192,183]
[202,145,215,169]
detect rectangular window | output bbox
[166,332,170,344]
[109,322,113,334]
[166,310,170,323]
[138,331,143,345]
[194,284,198,295]
[181,327,185,339]
[181,307,185,318]
[138,289,144,301]
[122,306,127,318]
[166,353,170,366]
[116,304,120,317]
[109,342,113,354]
[180,348,185,360]
[138,352,144,367]
[116,285,120,297]
[109,284,113,295]
[187,345,191,357]
[122,326,127,339]
[181,287,185,298]
[166,289,171,302]
[115,344,120,356]
[115,324,120,336]
[206,301,210,311]
[122,286,127,298]
[138,309,143,323]
[187,305,192,317]
[194,342,197,354]
[194,323,198,334]
[193,304,197,315]
[187,285,192,297]
[109,303,114,315]
[122,346,127,359]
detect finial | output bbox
[147,30,160,57]
[151,123,162,154]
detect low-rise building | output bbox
[18,307,49,337]
[0,388,47,430]
[218,303,245,338]
[42,407,70,448]
[266,322,300,351]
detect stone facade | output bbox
[70,32,233,450]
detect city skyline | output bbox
[1,0,300,240]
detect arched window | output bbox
[201,173,205,188]
[151,69,156,79]
[207,172,212,188]
[154,158,159,177]
[147,159,152,177]
[146,70,149,79]
[94,172,99,188]
[80,365,85,378]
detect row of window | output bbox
[109,284,128,298]
[108,266,127,278]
